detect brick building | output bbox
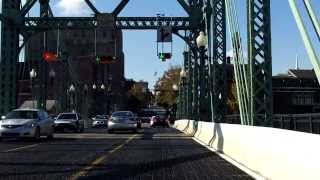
[18,28,126,115]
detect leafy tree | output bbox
[126,83,151,112]
[154,65,181,108]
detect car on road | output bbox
[150,111,170,128]
[92,115,108,128]
[0,108,55,140]
[138,109,155,123]
[108,111,138,133]
[54,112,84,133]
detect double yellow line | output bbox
[70,134,137,180]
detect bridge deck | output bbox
[0,127,253,180]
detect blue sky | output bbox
[3,0,320,88]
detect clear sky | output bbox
[2,0,320,88]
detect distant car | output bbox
[150,111,170,128]
[54,112,84,133]
[0,109,55,140]
[138,110,155,123]
[92,115,108,128]
[108,111,138,133]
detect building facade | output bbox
[18,28,126,115]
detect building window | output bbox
[292,94,314,105]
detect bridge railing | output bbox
[225,113,320,134]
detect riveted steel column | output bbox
[211,0,227,123]
[248,0,272,126]
[0,0,21,115]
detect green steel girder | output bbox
[0,0,20,115]
[22,17,194,31]
[211,0,227,123]
[21,0,37,16]
[84,0,100,14]
[113,0,130,16]
[177,0,191,15]
[248,0,272,126]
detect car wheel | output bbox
[34,127,40,140]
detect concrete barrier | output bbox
[174,120,320,180]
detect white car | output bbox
[92,115,108,128]
[0,109,54,140]
[108,111,138,133]
[54,112,84,133]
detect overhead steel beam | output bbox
[177,0,191,15]
[84,0,100,14]
[23,16,193,30]
[113,0,130,16]
[21,0,37,16]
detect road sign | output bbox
[157,26,172,42]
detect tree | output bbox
[154,65,181,108]
[126,83,151,112]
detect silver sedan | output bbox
[0,109,54,140]
[107,111,138,133]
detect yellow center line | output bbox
[3,144,39,153]
[70,134,137,180]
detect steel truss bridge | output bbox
[0,0,272,126]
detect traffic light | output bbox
[158,53,172,61]
[96,56,115,64]
[43,51,58,62]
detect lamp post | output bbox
[180,68,187,119]
[30,69,37,108]
[196,31,208,121]
[172,84,179,119]
[69,84,76,112]
[49,69,56,111]
[107,76,112,114]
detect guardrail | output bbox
[174,120,320,180]
[225,113,320,134]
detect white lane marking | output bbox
[3,144,39,153]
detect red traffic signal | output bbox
[99,56,115,64]
[43,52,58,62]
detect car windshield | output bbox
[6,110,38,119]
[112,112,132,117]
[58,114,77,119]
[95,115,107,119]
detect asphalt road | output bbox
[0,126,253,180]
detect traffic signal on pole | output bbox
[158,53,171,61]
[43,51,58,62]
[96,56,115,64]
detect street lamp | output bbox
[180,68,187,79]
[101,84,106,90]
[69,84,76,112]
[196,31,208,48]
[92,83,97,90]
[49,69,56,78]
[30,69,37,108]
[196,31,208,121]
[172,84,178,91]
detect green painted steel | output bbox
[0,0,20,115]
[247,0,273,126]
[289,0,320,85]
[303,0,320,41]
[211,0,227,123]
[0,0,232,123]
